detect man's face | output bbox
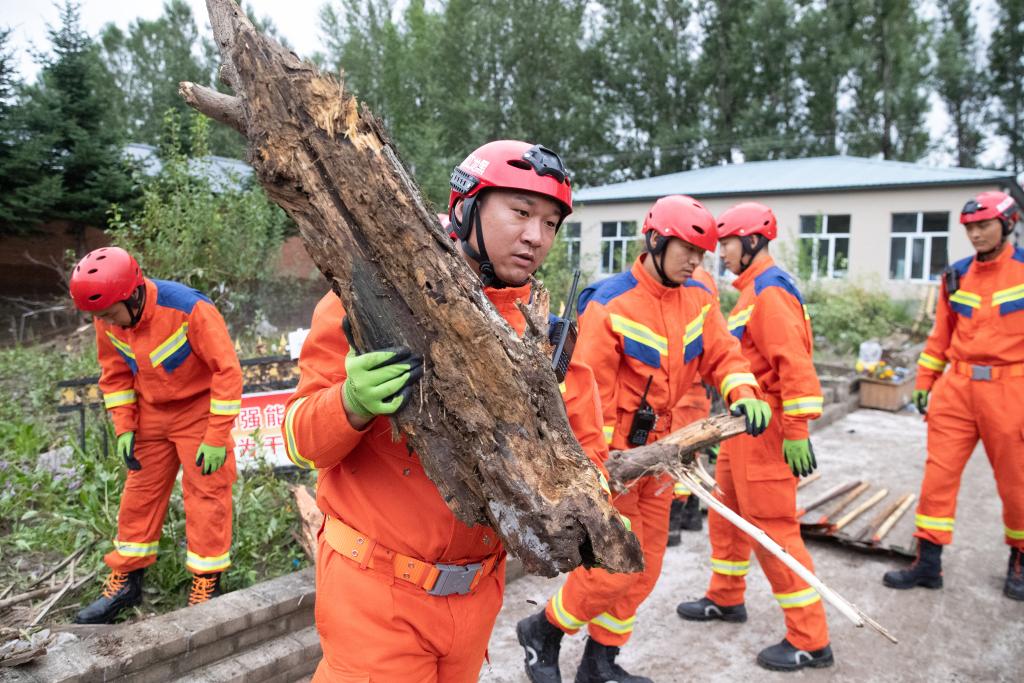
[461,189,562,285]
[656,235,705,284]
[93,302,132,327]
[719,236,744,275]
[964,218,1003,254]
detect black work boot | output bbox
[516,610,564,683]
[882,539,943,590]
[679,494,703,531]
[676,596,747,623]
[756,639,834,671]
[74,568,144,624]
[667,499,685,547]
[574,638,652,683]
[1005,548,1024,601]
[188,572,223,606]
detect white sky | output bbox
[0,0,1010,170]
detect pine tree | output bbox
[934,0,986,167]
[988,0,1024,172]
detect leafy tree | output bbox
[989,0,1024,172]
[107,111,287,302]
[934,0,986,167]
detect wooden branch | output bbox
[218,63,238,89]
[606,414,747,490]
[184,0,641,577]
[178,82,245,134]
[0,584,63,610]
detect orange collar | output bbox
[732,255,776,291]
[631,255,678,299]
[973,242,1014,271]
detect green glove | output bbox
[117,431,141,471]
[783,438,817,478]
[730,397,772,437]
[195,443,227,475]
[342,346,424,419]
[913,389,929,415]
[703,443,720,465]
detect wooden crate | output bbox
[859,376,913,411]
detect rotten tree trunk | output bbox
[606,414,747,490]
[181,0,641,576]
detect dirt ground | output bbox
[480,408,1024,682]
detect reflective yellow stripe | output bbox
[949,290,981,309]
[619,514,632,532]
[915,513,955,532]
[684,304,711,345]
[105,331,136,359]
[210,398,242,416]
[149,323,189,367]
[728,305,754,332]
[609,314,668,355]
[598,472,611,495]
[114,539,159,558]
[1005,526,1024,540]
[720,372,758,398]
[283,396,315,469]
[802,304,811,321]
[602,425,614,444]
[558,382,567,394]
[549,586,587,631]
[918,352,947,372]
[103,389,137,409]
[993,283,1024,306]
[711,558,750,576]
[186,550,231,572]
[673,482,690,496]
[782,395,823,416]
[590,611,636,635]
[774,587,820,609]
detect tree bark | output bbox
[181,0,641,577]
[606,414,747,490]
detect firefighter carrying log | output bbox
[69,247,242,623]
[882,190,1024,601]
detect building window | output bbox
[798,214,850,280]
[563,222,581,270]
[601,221,638,273]
[889,212,948,281]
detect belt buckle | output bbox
[427,562,482,596]
[971,365,992,381]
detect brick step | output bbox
[182,625,320,683]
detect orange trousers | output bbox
[103,395,236,575]
[915,372,1024,548]
[546,473,673,646]
[704,412,829,651]
[312,534,505,682]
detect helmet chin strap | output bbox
[738,235,768,273]
[124,285,146,328]
[452,194,524,289]
[645,232,680,288]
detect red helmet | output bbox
[642,195,718,252]
[716,202,778,241]
[69,247,144,312]
[960,191,1020,231]
[448,140,573,219]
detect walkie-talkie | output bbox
[550,270,581,383]
[943,265,960,296]
[628,375,658,446]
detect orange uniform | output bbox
[545,256,758,646]
[704,256,828,651]
[913,243,1024,549]
[285,283,610,682]
[95,278,242,574]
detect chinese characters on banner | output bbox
[230,389,293,470]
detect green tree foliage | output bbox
[107,111,287,303]
[934,0,985,168]
[844,0,932,160]
[0,1,133,233]
[988,0,1024,173]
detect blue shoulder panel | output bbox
[753,266,805,305]
[951,255,973,276]
[154,279,212,314]
[684,278,712,296]
[577,272,638,316]
[1013,247,1024,265]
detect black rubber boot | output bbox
[516,610,564,683]
[74,568,144,624]
[882,539,943,589]
[188,572,223,606]
[679,494,703,531]
[756,639,834,671]
[676,596,747,623]
[574,638,652,683]
[667,499,684,547]
[1004,548,1024,601]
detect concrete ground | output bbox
[480,409,1024,682]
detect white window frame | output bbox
[888,212,949,282]
[799,214,850,280]
[600,221,639,274]
[563,222,581,270]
